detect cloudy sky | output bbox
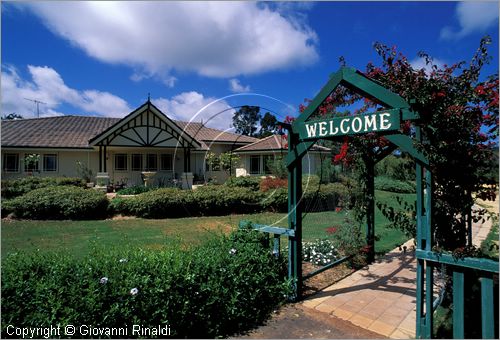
[2,1,498,129]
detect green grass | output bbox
[1,190,413,259]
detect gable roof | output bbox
[1,113,258,150]
[233,134,330,153]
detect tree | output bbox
[300,36,498,251]
[232,106,261,137]
[258,112,278,137]
[2,113,23,120]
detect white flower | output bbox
[229,248,237,255]
[130,288,139,295]
[119,258,128,263]
[100,277,108,284]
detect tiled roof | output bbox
[1,116,259,149]
[233,134,330,153]
[1,116,120,148]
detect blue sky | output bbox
[2,1,498,130]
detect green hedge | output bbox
[1,176,85,199]
[224,176,261,191]
[1,229,290,338]
[116,185,156,195]
[111,183,349,218]
[6,186,109,220]
[374,176,416,193]
[111,186,262,218]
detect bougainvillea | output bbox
[300,36,498,250]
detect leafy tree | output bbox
[2,113,23,120]
[232,106,261,137]
[301,36,498,251]
[259,112,278,137]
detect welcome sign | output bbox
[296,109,400,140]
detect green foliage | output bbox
[111,186,262,218]
[317,159,339,184]
[224,176,261,191]
[75,161,94,183]
[1,176,85,199]
[376,195,417,240]
[258,112,278,137]
[302,239,339,266]
[374,176,416,193]
[375,154,415,181]
[265,156,288,179]
[1,229,290,338]
[7,186,108,220]
[116,185,156,195]
[232,105,261,137]
[332,219,367,268]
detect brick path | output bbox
[301,207,494,338]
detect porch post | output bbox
[103,145,107,172]
[99,146,103,172]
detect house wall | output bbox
[235,152,326,178]
[1,142,246,185]
[1,148,99,180]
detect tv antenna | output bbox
[24,98,47,118]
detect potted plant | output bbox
[23,154,40,176]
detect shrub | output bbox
[260,177,287,192]
[1,177,85,199]
[112,186,263,218]
[224,176,261,191]
[116,185,156,195]
[8,186,108,220]
[1,229,290,338]
[302,239,339,266]
[374,176,416,193]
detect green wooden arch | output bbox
[284,67,434,338]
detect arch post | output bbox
[287,132,303,300]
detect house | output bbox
[1,100,329,188]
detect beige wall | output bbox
[235,152,325,177]
[1,148,99,180]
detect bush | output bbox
[224,176,261,191]
[8,186,108,220]
[374,176,416,193]
[111,186,263,218]
[260,177,287,192]
[1,177,85,199]
[1,229,290,338]
[116,185,156,195]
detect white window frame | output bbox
[42,153,58,172]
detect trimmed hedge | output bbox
[1,176,85,199]
[224,176,261,191]
[111,182,349,218]
[1,229,290,338]
[6,186,108,220]
[111,186,262,218]
[374,176,416,193]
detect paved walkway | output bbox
[301,207,494,338]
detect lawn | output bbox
[1,190,414,258]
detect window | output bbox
[146,153,157,171]
[43,154,57,172]
[160,154,173,171]
[250,155,260,175]
[263,155,274,175]
[131,154,142,171]
[3,153,19,172]
[114,154,128,171]
[24,153,39,172]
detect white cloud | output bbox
[440,2,499,40]
[1,64,131,118]
[22,2,318,82]
[229,78,251,93]
[152,92,235,130]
